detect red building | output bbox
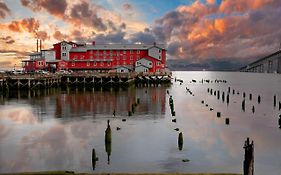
[23,41,167,73]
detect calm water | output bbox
[0,71,281,174]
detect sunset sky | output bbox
[1,0,281,70]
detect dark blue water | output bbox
[0,71,281,174]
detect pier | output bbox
[0,72,171,90]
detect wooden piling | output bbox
[243,137,254,175]
[273,95,276,107]
[105,120,112,165]
[258,95,261,104]
[178,132,183,151]
[242,100,245,111]
[225,118,229,125]
[217,112,221,117]
[92,148,97,170]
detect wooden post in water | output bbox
[105,120,112,165]
[243,137,254,175]
[273,95,276,107]
[178,132,183,151]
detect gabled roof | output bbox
[135,64,150,68]
[29,52,42,56]
[114,65,133,70]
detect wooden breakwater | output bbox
[0,72,171,91]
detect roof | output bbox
[70,43,166,52]
[136,64,150,68]
[115,65,133,70]
[29,52,42,56]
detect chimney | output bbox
[92,41,96,45]
[39,39,42,52]
[36,39,38,52]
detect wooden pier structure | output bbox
[0,72,171,90]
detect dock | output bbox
[0,72,171,90]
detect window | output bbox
[149,62,152,66]
[90,55,93,59]
[130,62,133,65]
[101,62,104,66]
[117,57,120,60]
[123,56,126,60]
[117,61,120,65]
[157,62,161,66]
[137,50,140,54]
[137,56,140,60]
[72,62,75,66]
[159,49,161,53]
[130,50,133,54]
[87,62,90,66]
[123,50,126,54]
[90,50,93,55]
[107,62,111,66]
[62,53,66,56]
[123,61,126,65]
[94,62,97,66]
[130,56,133,60]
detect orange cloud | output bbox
[5,18,40,33]
[219,0,278,14]
[155,0,281,64]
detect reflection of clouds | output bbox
[0,106,37,124]
[70,122,98,149]
[0,123,11,140]
[0,124,74,172]
[20,125,73,169]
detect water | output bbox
[0,71,281,174]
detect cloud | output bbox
[94,31,127,44]
[0,1,11,19]
[129,29,157,44]
[68,1,107,31]
[150,0,281,64]
[53,30,68,41]
[6,18,40,34]
[37,30,48,41]
[0,61,12,66]
[0,36,15,44]
[20,0,67,18]
[123,3,133,11]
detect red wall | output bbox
[68,49,165,73]
[24,42,167,73]
[53,43,61,60]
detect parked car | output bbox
[56,70,71,74]
[35,70,49,74]
[11,70,24,75]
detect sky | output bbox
[0,0,281,70]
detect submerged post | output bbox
[243,137,254,175]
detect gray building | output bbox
[240,50,281,73]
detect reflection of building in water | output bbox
[55,87,167,118]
